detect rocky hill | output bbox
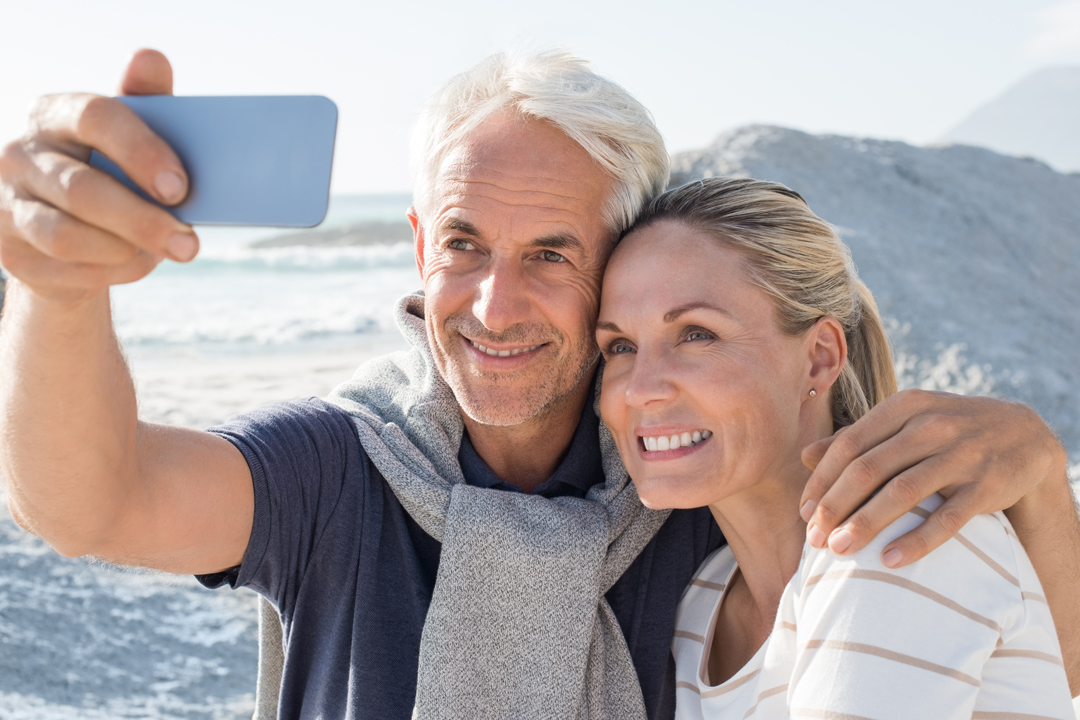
[671,125,1080,458]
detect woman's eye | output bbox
[686,330,713,342]
[607,341,635,355]
[447,239,475,251]
[541,250,567,263]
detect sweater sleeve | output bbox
[786,494,1074,720]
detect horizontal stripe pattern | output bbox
[672,501,1073,719]
[804,639,981,687]
[806,568,1001,632]
[990,648,1065,668]
[742,685,787,719]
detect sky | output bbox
[2,0,1079,193]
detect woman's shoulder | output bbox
[794,494,1038,624]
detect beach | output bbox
[2,135,1079,716]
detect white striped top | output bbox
[672,494,1075,720]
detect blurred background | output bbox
[0,1,1078,717]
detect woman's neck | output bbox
[709,454,811,636]
[704,454,811,685]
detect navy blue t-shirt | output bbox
[200,397,722,720]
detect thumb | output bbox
[119,48,174,96]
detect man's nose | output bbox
[623,351,678,409]
[473,257,531,334]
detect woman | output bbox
[596,177,1073,719]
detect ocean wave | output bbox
[118,313,384,349]
[164,242,416,273]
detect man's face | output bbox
[412,113,615,427]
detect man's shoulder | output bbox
[208,397,370,480]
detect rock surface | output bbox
[671,125,1080,456]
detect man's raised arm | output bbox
[0,50,253,575]
[799,389,1080,694]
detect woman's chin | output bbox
[633,476,712,511]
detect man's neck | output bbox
[462,380,591,494]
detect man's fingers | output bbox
[31,92,187,207]
[804,427,942,547]
[9,197,139,266]
[22,149,197,262]
[818,453,956,556]
[0,233,161,296]
[800,432,837,472]
[878,490,981,568]
[119,49,173,96]
[799,390,941,523]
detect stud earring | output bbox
[808,389,817,397]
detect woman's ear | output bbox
[807,316,847,393]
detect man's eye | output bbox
[542,250,567,263]
[448,239,475,251]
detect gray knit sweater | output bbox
[253,292,670,720]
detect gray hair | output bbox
[410,48,670,236]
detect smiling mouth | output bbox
[639,430,712,453]
[468,339,546,357]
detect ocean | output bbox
[111,193,420,360]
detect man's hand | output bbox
[798,389,1064,567]
[0,49,198,303]
[0,51,252,575]
[798,388,1080,693]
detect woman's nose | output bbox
[623,352,677,409]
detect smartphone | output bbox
[89,95,338,227]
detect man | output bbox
[0,48,1077,719]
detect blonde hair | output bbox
[410,48,670,236]
[630,177,897,427]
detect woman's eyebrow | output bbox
[595,321,621,333]
[663,302,733,323]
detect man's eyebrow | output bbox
[528,234,584,252]
[595,321,622,333]
[440,218,481,236]
[663,302,733,323]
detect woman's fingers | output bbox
[20,147,197,262]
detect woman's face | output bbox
[597,220,831,511]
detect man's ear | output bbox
[807,316,847,393]
[408,207,425,281]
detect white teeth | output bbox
[470,340,542,357]
[642,429,711,452]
